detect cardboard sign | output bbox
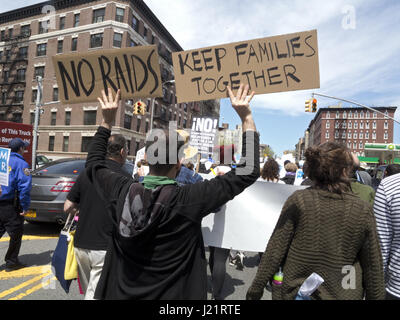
[172,30,320,102]
[190,117,218,155]
[53,46,163,104]
[0,121,33,167]
[0,147,11,186]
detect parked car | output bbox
[25,158,134,224]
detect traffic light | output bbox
[312,98,317,112]
[305,99,311,112]
[133,101,146,115]
[133,102,139,115]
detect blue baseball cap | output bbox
[8,138,29,152]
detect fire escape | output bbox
[0,27,30,123]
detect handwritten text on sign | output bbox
[53,46,162,104]
[172,30,319,103]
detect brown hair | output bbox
[304,142,353,194]
[261,158,280,181]
[284,162,298,173]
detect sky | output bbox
[1,0,399,156]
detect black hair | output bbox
[106,134,127,158]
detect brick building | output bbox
[0,0,205,160]
[305,106,397,157]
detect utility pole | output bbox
[312,92,400,125]
[31,76,42,170]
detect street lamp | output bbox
[149,79,175,130]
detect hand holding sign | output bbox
[227,83,256,132]
[98,88,121,129]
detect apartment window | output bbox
[81,137,92,152]
[113,33,122,48]
[135,141,140,154]
[373,121,376,129]
[65,111,71,125]
[31,90,37,103]
[354,111,358,118]
[360,111,364,118]
[51,112,57,125]
[30,113,35,125]
[336,111,340,118]
[74,14,80,27]
[348,121,352,129]
[3,70,9,83]
[342,111,347,119]
[93,8,105,23]
[57,40,63,53]
[365,132,369,139]
[145,121,149,133]
[373,112,377,118]
[366,122,370,129]
[348,111,352,118]
[130,39,137,47]
[372,132,376,139]
[20,25,30,37]
[360,122,364,129]
[131,15,139,32]
[63,136,69,152]
[17,69,26,81]
[36,43,47,56]
[71,37,78,51]
[34,66,45,78]
[0,30,4,41]
[334,131,339,139]
[353,142,357,149]
[348,142,351,149]
[90,33,103,48]
[126,139,131,155]
[359,132,363,139]
[348,131,352,139]
[384,121,388,129]
[18,46,28,58]
[84,110,97,125]
[354,122,358,129]
[15,91,24,103]
[48,136,55,151]
[384,132,388,140]
[124,114,132,129]
[39,21,48,34]
[116,7,125,22]
[1,92,7,104]
[143,27,147,40]
[326,112,330,118]
[359,142,363,149]
[353,132,357,139]
[136,117,141,132]
[366,111,370,118]
[342,122,347,129]
[59,16,65,30]
[342,131,346,139]
[325,131,329,139]
[53,88,59,101]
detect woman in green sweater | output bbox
[247,142,385,300]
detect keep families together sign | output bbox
[52,30,319,104]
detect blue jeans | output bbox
[295,293,312,300]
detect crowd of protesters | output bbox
[57,84,400,301]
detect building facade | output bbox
[0,0,207,161]
[305,106,397,157]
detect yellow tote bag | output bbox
[64,230,78,280]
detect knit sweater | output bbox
[247,187,385,300]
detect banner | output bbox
[172,29,319,103]
[190,117,219,155]
[0,121,33,167]
[0,147,11,186]
[200,175,306,252]
[53,45,163,104]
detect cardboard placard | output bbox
[172,29,320,103]
[53,45,163,104]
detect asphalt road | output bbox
[0,221,271,300]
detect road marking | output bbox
[0,235,58,242]
[0,272,51,299]
[0,265,51,280]
[8,275,56,300]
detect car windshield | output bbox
[34,160,85,175]
[37,155,50,163]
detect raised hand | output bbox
[97,88,121,128]
[227,83,256,131]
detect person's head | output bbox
[261,158,280,181]
[284,160,291,166]
[385,164,400,177]
[284,162,298,173]
[106,134,128,164]
[185,162,194,171]
[8,138,29,156]
[136,161,142,168]
[304,142,353,194]
[145,129,185,178]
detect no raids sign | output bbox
[53,45,162,104]
[172,30,320,103]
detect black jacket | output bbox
[67,159,132,250]
[86,126,260,300]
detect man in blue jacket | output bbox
[0,138,32,271]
